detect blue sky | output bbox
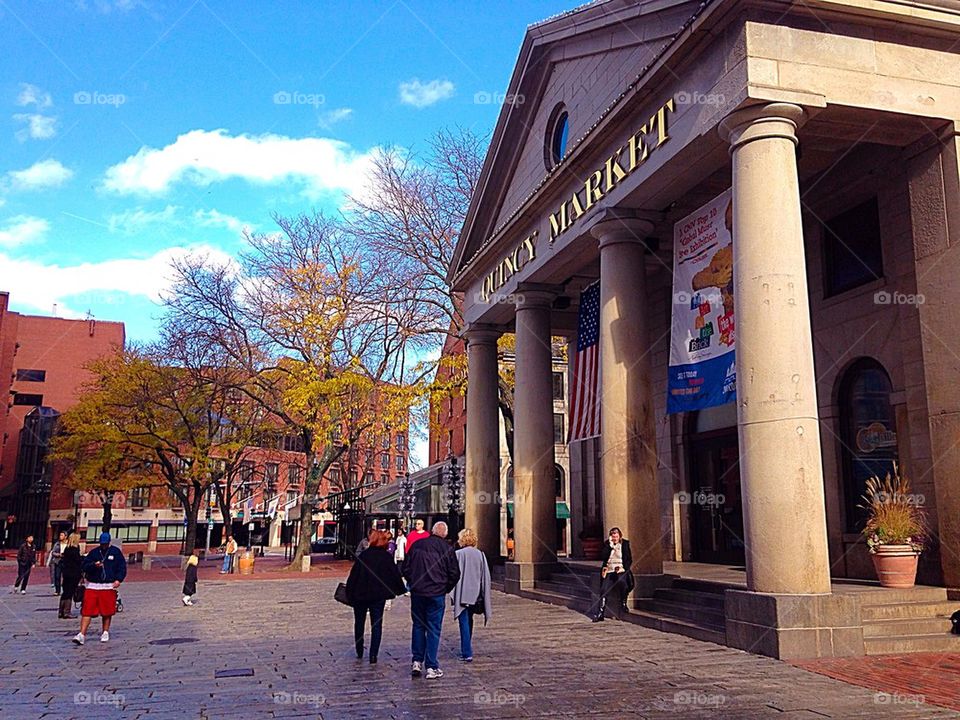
[0,0,573,343]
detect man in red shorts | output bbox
[73,531,127,646]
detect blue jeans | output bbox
[221,554,232,573]
[410,594,445,670]
[457,609,474,659]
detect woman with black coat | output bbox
[345,529,407,663]
[591,527,634,622]
[59,533,83,619]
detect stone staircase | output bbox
[859,586,960,655]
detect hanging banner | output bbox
[667,188,736,414]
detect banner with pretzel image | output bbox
[667,188,736,414]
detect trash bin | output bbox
[238,551,255,575]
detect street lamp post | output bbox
[445,456,464,540]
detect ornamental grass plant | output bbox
[860,462,926,553]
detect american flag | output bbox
[568,281,601,441]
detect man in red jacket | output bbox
[404,519,430,553]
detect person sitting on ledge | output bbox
[591,527,633,622]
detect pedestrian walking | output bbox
[393,527,407,564]
[345,530,406,664]
[220,535,238,574]
[48,531,67,595]
[404,519,430,553]
[590,527,634,622]
[59,533,82,619]
[73,532,127,646]
[12,535,36,594]
[401,521,460,679]
[448,528,492,662]
[182,550,199,606]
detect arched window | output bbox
[554,464,565,499]
[544,104,569,169]
[838,359,898,532]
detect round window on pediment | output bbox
[545,105,569,169]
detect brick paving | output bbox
[1,576,958,719]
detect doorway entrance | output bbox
[687,404,744,565]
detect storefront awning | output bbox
[506,502,570,519]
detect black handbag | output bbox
[73,583,85,604]
[334,582,352,606]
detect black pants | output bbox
[14,563,32,591]
[353,600,386,658]
[61,573,80,602]
[594,571,629,616]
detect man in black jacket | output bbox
[12,535,36,594]
[401,521,460,679]
[591,527,634,622]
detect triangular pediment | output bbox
[450,0,704,284]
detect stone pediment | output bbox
[450,0,704,283]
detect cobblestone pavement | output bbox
[1,578,958,719]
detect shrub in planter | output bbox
[860,463,926,589]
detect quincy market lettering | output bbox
[478,97,676,303]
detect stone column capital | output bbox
[515,284,559,311]
[719,102,807,152]
[463,324,501,347]
[590,209,659,250]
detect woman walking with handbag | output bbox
[59,533,83,619]
[448,528,492,662]
[345,530,406,664]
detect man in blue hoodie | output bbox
[73,532,126,646]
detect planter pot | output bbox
[238,551,255,576]
[871,544,920,588]
[580,537,603,560]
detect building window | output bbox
[396,455,405,471]
[265,463,279,489]
[282,434,303,452]
[447,429,454,454]
[380,452,390,469]
[157,523,186,542]
[364,470,373,484]
[382,435,391,450]
[839,358,899,532]
[86,524,149,543]
[287,465,301,489]
[128,486,150,507]
[555,464,566,499]
[553,413,565,444]
[381,473,389,485]
[396,432,406,450]
[823,197,883,297]
[286,489,298,505]
[12,393,42,406]
[15,369,45,382]
[546,105,569,168]
[365,449,373,464]
[552,372,564,401]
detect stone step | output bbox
[653,587,726,610]
[535,578,595,597]
[520,587,594,615]
[862,616,955,638]
[855,586,948,606]
[860,600,960,621]
[636,598,726,626]
[864,632,960,656]
[671,577,740,595]
[622,608,727,646]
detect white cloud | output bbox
[16,83,52,109]
[0,243,235,317]
[7,159,74,190]
[318,107,353,128]
[193,208,251,234]
[106,204,179,233]
[13,113,57,141]
[398,78,454,108]
[0,215,49,248]
[102,129,375,200]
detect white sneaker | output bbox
[72,633,85,646]
[20,590,26,594]
[182,596,191,606]
[425,668,443,680]
[411,661,423,676]
[100,631,109,643]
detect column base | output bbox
[504,561,555,594]
[725,590,864,659]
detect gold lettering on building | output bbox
[480,232,539,302]
[547,97,676,242]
